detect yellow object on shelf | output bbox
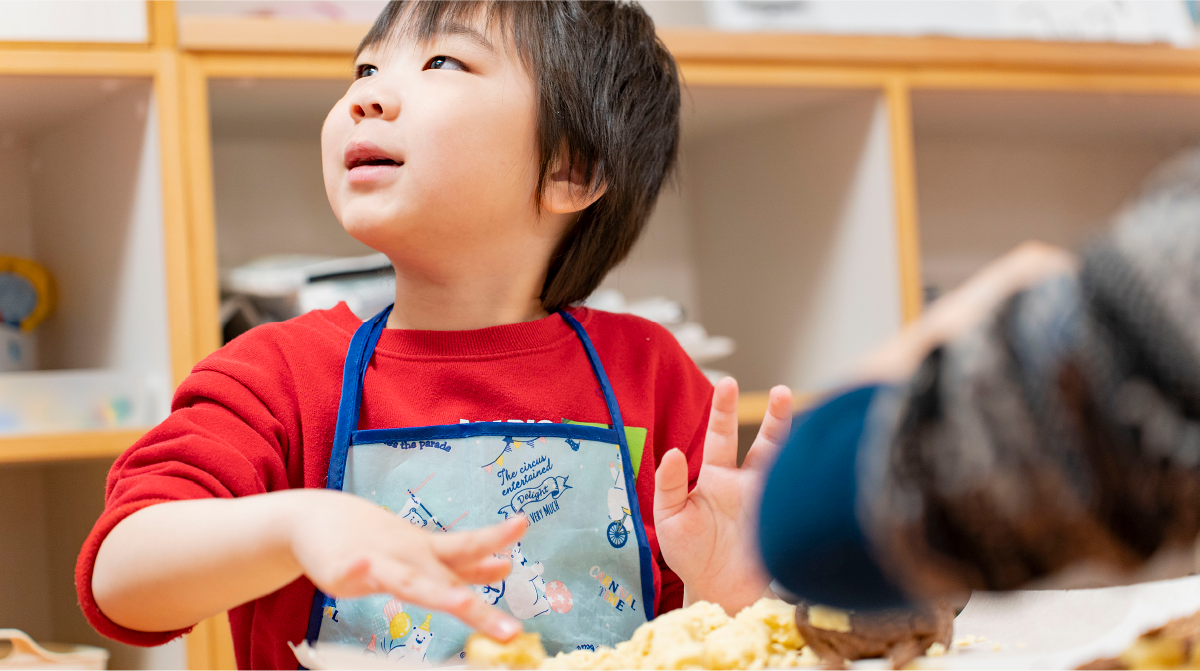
[0,256,55,332]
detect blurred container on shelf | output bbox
[220,253,395,342]
[0,369,168,435]
[0,629,108,669]
[0,326,34,372]
[705,0,1196,46]
[0,257,56,373]
[585,289,735,383]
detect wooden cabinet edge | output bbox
[0,428,146,464]
[187,613,236,670]
[179,16,370,54]
[737,389,815,426]
[176,16,1200,76]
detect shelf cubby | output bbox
[207,76,371,270]
[605,85,904,394]
[0,75,172,445]
[913,88,1200,295]
[0,458,187,669]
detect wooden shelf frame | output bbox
[11,8,1200,668]
[0,2,197,465]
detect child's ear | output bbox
[543,156,606,215]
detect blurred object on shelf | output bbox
[0,0,146,44]
[585,289,685,324]
[0,369,168,435]
[0,257,55,373]
[177,0,387,23]
[220,253,395,341]
[585,289,735,380]
[706,0,1195,46]
[0,326,35,374]
[0,629,108,669]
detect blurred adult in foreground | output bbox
[761,147,1200,610]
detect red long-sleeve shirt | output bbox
[76,304,712,669]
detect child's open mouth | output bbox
[344,141,404,183]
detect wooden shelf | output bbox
[178,16,1200,76]
[0,428,146,464]
[179,16,370,54]
[736,390,815,426]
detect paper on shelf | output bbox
[704,1,1195,47]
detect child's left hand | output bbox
[654,378,793,614]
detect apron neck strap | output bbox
[326,306,629,490]
[327,304,392,489]
[557,310,628,442]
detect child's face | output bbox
[321,18,541,261]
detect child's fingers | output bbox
[432,516,525,566]
[449,556,513,586]
[743,385,793,471]
[703,377,740,468]
[374,564,522,641]
[439,584,523,642]
[369,556,469,610]
[653,448,689,522]
[318,555,376,599]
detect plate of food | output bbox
[292,576,1200,670]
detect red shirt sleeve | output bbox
[75,330,305,647]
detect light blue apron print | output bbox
[497,475,572,519]
[304,307,657,667]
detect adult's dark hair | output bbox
[357,0,681,312]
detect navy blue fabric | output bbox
[302,589,330,660]
[758,385,909,610]
[559,311,656,619]
[354,422,619,445]
[325,305,392,491]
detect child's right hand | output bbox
[289,489,525,640]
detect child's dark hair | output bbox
[358,1,681,312]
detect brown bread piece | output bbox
[794,601,955,670]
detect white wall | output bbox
[0,134,34,259]
[29,83,170,393]
[212,137,373,269]
[916,138,1174,292]
[597,182,702,322]
[687,94,902,392]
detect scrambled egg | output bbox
[465,632,547,670]
[471,598,820,670]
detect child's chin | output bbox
[340,211,418,249]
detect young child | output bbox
[77,2,793,668]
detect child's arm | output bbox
[92,488,525,639]
[653,379,793,614]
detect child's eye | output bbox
[424,55,466,72]
[355,63,379,79]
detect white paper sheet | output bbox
[912,575,1200,669]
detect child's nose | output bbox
[348,87,398,121]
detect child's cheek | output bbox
[320,102,355,216]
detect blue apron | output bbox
[305,307,655,666]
